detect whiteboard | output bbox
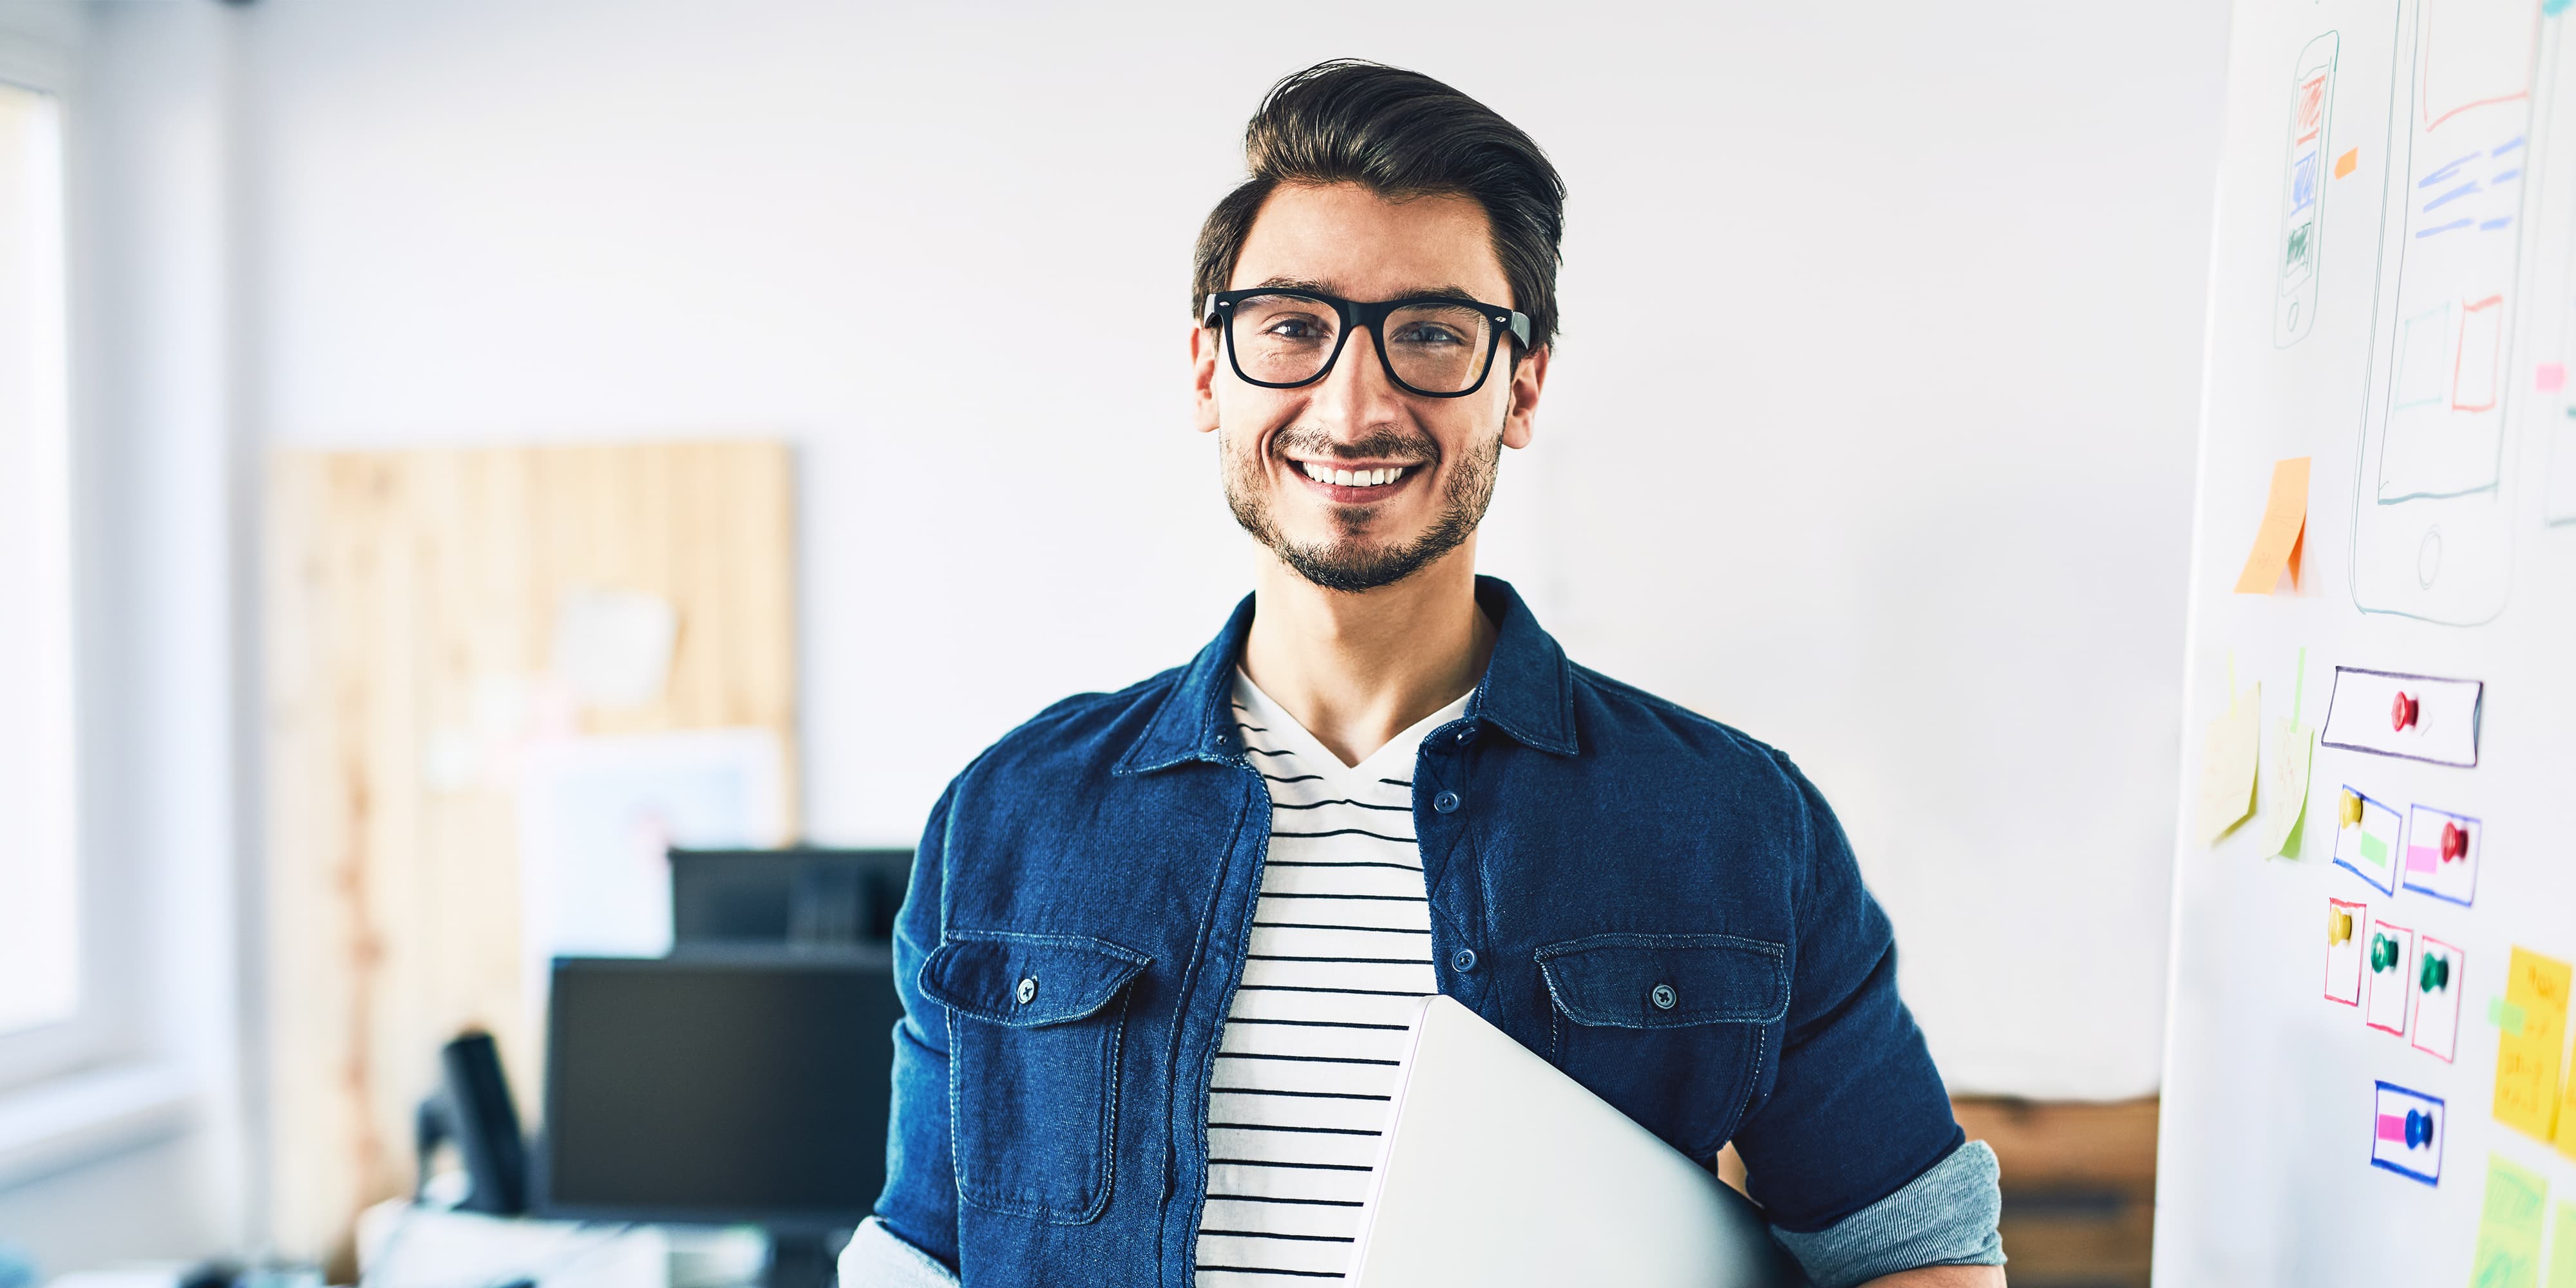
[2158,0,2576,1282]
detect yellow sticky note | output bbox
[2197,684,2260,844]
[2545,1202,2576,1288]
[2472,1155,2549,1288]
[2233,457,2311,594]
[2495,948,2573,1143]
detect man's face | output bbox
[1193,182,1546,593]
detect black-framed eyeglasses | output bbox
[1202,288,1533,399]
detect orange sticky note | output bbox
[2334,147,2358,179]
[2233,457,2311,594]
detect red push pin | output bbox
[2442,821,2468,863]
[2392,691,2420,731]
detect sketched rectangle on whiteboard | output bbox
[2276,33,2339,346]
[2371,1081,2445,1186]
[2400,803,2482,907]
[2333,788,2404,895]
[2325,898,2369,1006]
[2414,937,2465,1063]
[2319,667,2483,766]
[2365,918,2417,1036]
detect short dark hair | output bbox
[1192,59,1565,353]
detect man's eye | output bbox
[1392,324,1466,346]
[1262,318,1325,340]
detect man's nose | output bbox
[1305,328,1410,436]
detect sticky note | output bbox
[2546,1202,2576,1288]
[2472,1155,2548,1288]
[2198,684,2260,844]
[2494,948,2573,1143]
[2334,147,2359,178]
[2233,457,2311,594]
[2259,716,2315,856]
[2541,363,2567,393]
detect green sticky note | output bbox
[2362,832,2390,864]
[2545,1201,2576,1288]
[2494,998,2532,1034]
[2472,1154,2548,1288]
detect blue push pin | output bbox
[2405,1108,2435,1150]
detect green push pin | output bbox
[2421,952,2450,993]
[2372,934,2400,973]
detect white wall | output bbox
[229,0,2231,1100]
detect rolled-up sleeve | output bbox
[871,779,964,1272]
[1730,753,2000,1280]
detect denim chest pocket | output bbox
[918,930,1150,1224]
[1534,933,1788,1160]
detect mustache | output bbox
[1269,425,1440,464]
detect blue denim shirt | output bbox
[873,578,1976,1285]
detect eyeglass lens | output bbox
[1230,294,1497,393]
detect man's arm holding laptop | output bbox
[1729,757,2007,1288]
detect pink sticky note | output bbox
[2378,1113,2410,1142]
[2539,362,2566,393]
[2408,842,2441,875]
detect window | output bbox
[0,80,77,1041]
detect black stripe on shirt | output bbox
[1272,828,1415,843]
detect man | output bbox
[847,61,2005,1288]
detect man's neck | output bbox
[1239,540,1496,768]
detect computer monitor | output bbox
[668,847,913,947]
[540,951,900,1288]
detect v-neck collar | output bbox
[1231,669,1473,779]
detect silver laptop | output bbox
[1348,994,1805,1287]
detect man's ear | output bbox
[1501,343,1548,450]
[1191,324,1221,434]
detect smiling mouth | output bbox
[1293,460,1417,490]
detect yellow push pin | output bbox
[2340,789,2365,828]
[2327,905,2354,945]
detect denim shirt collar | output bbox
[1113,574,1580,775]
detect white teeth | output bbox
[1298,462,1410,487]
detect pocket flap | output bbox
[920,931,1151,1028]
[1534,933,1788,1028]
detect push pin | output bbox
[2328,906,2354,945]
[2421,952,2449,993]
[2340,790,2365,828]
[2405,1108,2435,1150]
[2442,821,2468,863]
[2392,691,2420,731]
[2372,933,2401,972]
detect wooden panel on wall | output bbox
[263,442,796,1266]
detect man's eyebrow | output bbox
[1244,277,1493,305]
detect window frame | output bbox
[0,21,144,1100]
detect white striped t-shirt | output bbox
[1195,672,1472,1286]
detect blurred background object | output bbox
[0,0,2230,1280]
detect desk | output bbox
[355,1202,775,1288]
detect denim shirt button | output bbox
[1454,727,1475,745]
[1649,983,1677,1010]
[1433,790,1461,814]
[1016,976,1038,1005]
[1452,948,1477,973]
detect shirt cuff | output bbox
[1767,1139,2005,1288]
[841,1217,960,1288]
